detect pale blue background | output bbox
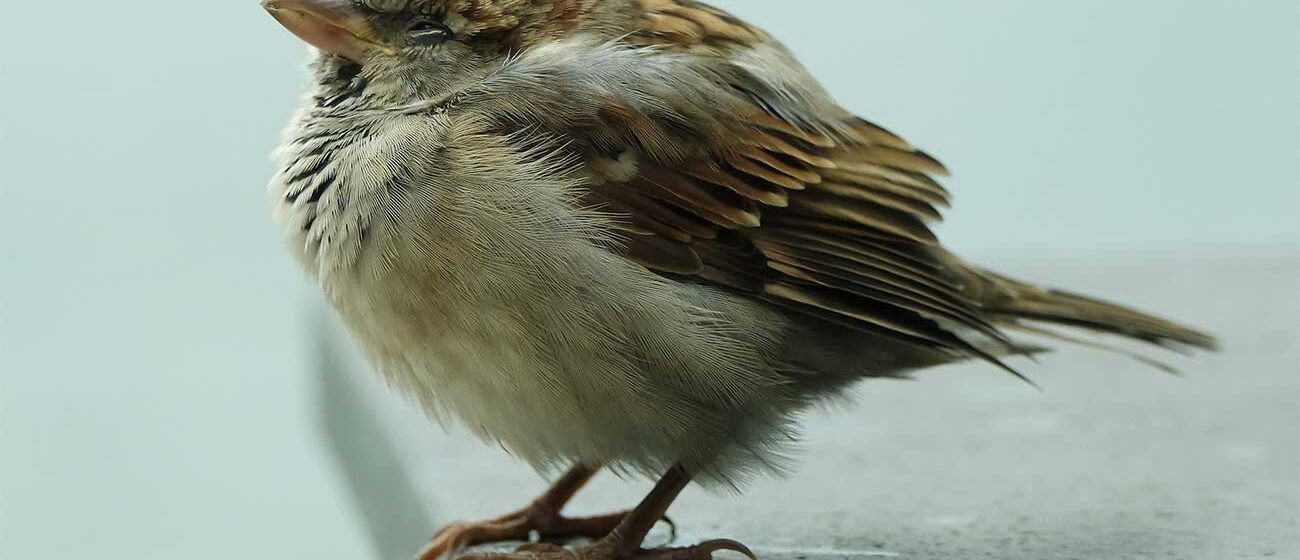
[1,1,1295,558]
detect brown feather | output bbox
[622,236,703,275]
[727,155,808,191]
[738,146,823,184]
[631,167,761,228]
[597,186,719,240]
[811,181,943,222]
[683,164,789,207]
[741,129,837,168]
[849,118,913,150]
[751,233,961,299]
[818,168,951,208]
[749,112,837,148]
[827,159,952,203]
[766,282,958,347]
[856,146,951,177]
[785,190,938,245]
[759,247,1009,345]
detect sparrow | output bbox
[261,1,1218,559]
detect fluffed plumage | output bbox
[263,0,1216,557]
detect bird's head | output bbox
[263,0,613,104]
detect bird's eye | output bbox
[406,19,451,45]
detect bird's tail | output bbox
[962,267,1219,357]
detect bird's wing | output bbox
[458,0,1021,370]
[593,0,1022,367]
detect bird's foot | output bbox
[453,534,756,560]
[417,505,667,560]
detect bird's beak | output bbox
[262,0,392,63]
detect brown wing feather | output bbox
[634,0,768,48]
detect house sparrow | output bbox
[261,1,1217,559]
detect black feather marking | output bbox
[286,157,332,190]
[305,173,338,204]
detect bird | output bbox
[260,1,1218,559]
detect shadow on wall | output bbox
[316,314,435,559]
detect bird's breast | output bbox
[266,107,802,481]
[270,114,385,284]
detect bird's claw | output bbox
[635,539,757,560]
[695,539,757,560]
[656,515,678,542]
[451,538,759,560]
[416,508,642,560]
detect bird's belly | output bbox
[326,268,675,474]
[322,237,802,484]
[335,286,594,459]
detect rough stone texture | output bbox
[317,254,1299,560]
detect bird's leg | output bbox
[453,466,755,560]
[418,463,652,560]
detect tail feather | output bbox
[1000,322,1182,374]
[967,269,1220,353]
